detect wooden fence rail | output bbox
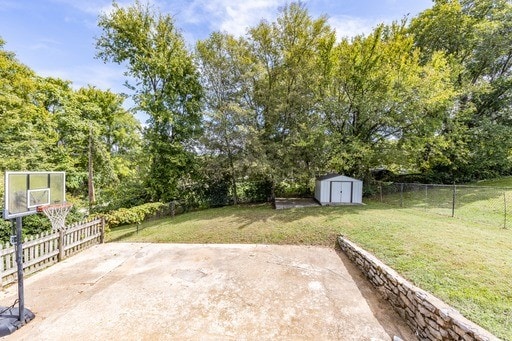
[0,217,104,288]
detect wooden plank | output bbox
[1,218,104,287]
[0,245,13,257]
[23,233,59,248]
[63,233,101,251]
[65,219,102,234]
[23,250,60,268]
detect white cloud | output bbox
[178,0,285,37]
[328,15,378,40]
[49,0,107,15]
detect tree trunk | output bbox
[88,127,96,207]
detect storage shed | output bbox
[314,174,363,205]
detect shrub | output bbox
[103,202,170,229]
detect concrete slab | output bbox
[274,197,321,210]
[0,243,416,340]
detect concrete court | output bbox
[0,243,416,340]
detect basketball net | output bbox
[37,203,73,230]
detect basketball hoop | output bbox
[37,202,73,230]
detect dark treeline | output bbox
[1,0,512,212]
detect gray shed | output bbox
[314,174,363,205]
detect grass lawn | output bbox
[376,181,512,228]
[107,202,512,340]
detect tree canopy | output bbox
[96,0,203,202]
[2,0,512,213]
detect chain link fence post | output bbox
[452,184,456,218]
[400,183,404,208]
[504,191,507,229]
[425,184,428,210]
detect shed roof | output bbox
[316,173,360,182]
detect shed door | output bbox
[330,181,352,203]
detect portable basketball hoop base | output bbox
[0,217,35,337]
[0,306,35,337]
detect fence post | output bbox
[452,184,456,218]
[504,191,507,229]
[400,183,404,208]
[58,228,65,262]
[425,185,428,210]
[100,217,105,243]
[0,243,3,288]
[379,183,383,202]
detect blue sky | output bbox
[0,0,433,99]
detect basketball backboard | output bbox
[3,171,66,219]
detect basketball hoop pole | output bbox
[14,217,25,324]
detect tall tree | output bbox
[322,22,454,179]
[0,38,58,171]
[196,33,255,204]
[246,2,336,196]
[410,0,512,180]
[74,87,141,206]
[96,0,202,202]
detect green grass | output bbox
[475,176,512,187]
[107,202,512,340]
[376,183,512,228]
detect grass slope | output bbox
[107,203,512,339]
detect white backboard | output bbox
[3,171,66,219]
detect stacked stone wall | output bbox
[337,236,499,341]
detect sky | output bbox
[0,0,434,116]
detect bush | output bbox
[103,202,170,229]
[275,181,312,198]
[204,177,231,207]
[239,180,273,203]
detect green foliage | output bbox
[203,176,232,208]
[103,202,169,229]
[2,0,512,223]
[246,3,336,191]
[96,1,202,203]
[0,43,58,171]
[275,181,312,198]
[323,22,454,178]
[196,33,255,204]
[238,180,274,203]
[409,0,512,182]
[0,220,12,244]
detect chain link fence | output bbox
[371,182,511,228]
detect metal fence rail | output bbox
[0,217,105,287]
[373,183,511,228]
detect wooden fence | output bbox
[0,217,105,288]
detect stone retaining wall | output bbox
[337,236,499,341]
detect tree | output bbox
[0,38,58,171]
[321,22,454,179]
[246,2,336,196]
[96,0,202,202]
[410,0,512,181]
[196,33,256,204]
[73,87,141,206]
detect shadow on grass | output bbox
[107,201,395,243]
[211,202,382,230]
